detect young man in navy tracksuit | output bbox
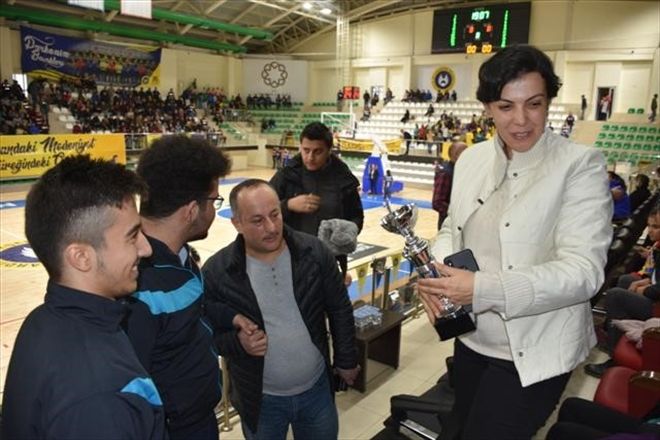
[123,135,257,439]
[2,156,166,439]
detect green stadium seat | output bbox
[619,126,628,133]
[646,135,655,142]
[609,125,619,132]
[636,134,646,142]
[603,124,610,131]
[649,127,657,134]
[623,142,632,150]
[597,132,606,140]
[637,108,644,114]
[627,108,636,114]
[625,134,635,142]
[616,133,625,141]
[628,126,638,133]
[639,126,648,133]
[613,142,623,149]
[594,141,604,148]
[607,133,616,140]
[633,143,643,151]
[604,141,613,149]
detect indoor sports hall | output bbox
[1,1,659,439]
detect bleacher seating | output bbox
[593,123,660,164]
[351,159,435,187]
[353,100,569,142]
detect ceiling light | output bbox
[320,7,332,15]
[302,2,313,10]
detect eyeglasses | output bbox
[201,196,224,211]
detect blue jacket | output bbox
[1,281,166,439]
[122,235,236,434]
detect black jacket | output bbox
[122,236,236,435]
[2,282,166,439]
[201,226,358,433]
[269,153,364,237]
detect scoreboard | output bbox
[431,2,531,55]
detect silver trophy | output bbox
[381,200,475,340]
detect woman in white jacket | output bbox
[417,45,612,439]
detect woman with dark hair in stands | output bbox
[630,173,651,212]
[416,45,612,439]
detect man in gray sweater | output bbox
[202,179,359,440]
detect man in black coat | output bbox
[270,122,363,275]
[202,179,359,439]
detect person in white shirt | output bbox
[417,45,612,439]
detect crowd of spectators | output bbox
[401,89,458,103]
[0,80,49,135]
[246,93,292,109]
[400,110,495,155]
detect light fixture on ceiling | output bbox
[320,7,332,15]
[302,2,313,10]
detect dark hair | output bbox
[300,122,332,149]
[25,155,146,280]
[649,201,660,218]
[608,171,627,192]
[476,45,561,103]
[229,178,273,216]
[137,135,231,218]
[636,174,650,189]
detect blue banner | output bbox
[21,26,161,87]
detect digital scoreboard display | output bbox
[431,2,531,54]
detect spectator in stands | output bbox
[546,397,660,439]
[431,140,466,229]
[336,89,343,111]
[417,45,612,440]
[584,202,660,378]
[581,94,588,120]
[401,109,411,123]
[424,104,435,118]
[401,129,412,155]
[451,90,457,101]
[270,121,364,277]
[363,90,370,108]
[565,111,575,132]
[1,155,166,439]
[609,171,632,223]
[271,147,281,169]
[630,173,651,212]
[650,93,658,123]
[384,88,394,105]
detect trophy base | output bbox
[434,309,476,341]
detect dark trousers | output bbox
[604,287,654,352]
[546,397,660,439]
[168,411,219,440]
[444,339,570,440]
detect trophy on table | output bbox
[381,200,476,340]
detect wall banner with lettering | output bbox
[0,134,126,181]
[21,26,161,87]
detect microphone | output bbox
[317,219,359,256]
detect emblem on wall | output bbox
[261,61,288,88]
[432,66,456,92]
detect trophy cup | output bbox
[381,200,475,340]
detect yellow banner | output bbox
[339,138,402,154]
[0,134,126,181]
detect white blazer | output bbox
[432,129,613,386]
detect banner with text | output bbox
[21,26,161,87]
[0,134,126,181]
